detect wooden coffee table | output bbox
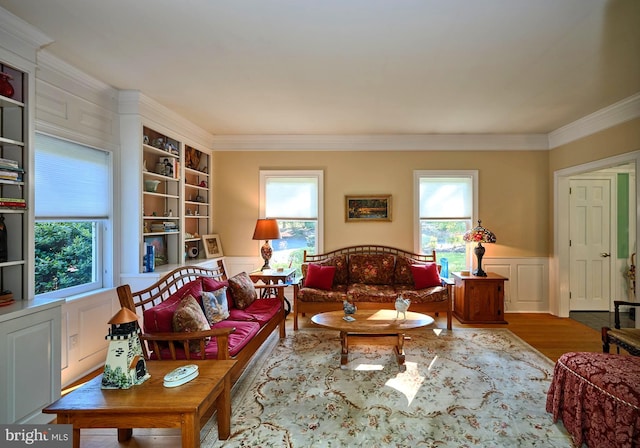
[43,360,236,448]
[311,309,434,370]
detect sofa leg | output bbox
[602,327,610,353]
[447,312,452,330]
[294,312,299,331]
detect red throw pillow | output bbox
[304,263,336,290]
[410,263,442,289]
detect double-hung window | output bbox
[259,170,323,274]
[34,134,111,297]
[414,170,477,273]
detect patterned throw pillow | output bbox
[172,294,211,352]
[228,272,258,310]
[202,287,230,324]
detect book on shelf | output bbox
[0,157,18,168]
[0,202,26,208]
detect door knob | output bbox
[600,253,611,257]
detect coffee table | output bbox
[311,309,434,370]
[43,360,236,448]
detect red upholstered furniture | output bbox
[294,245,452,331]
[546,352,640,448]
[116,262,286,385]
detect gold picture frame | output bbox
[345,195,392,222]
[201,234,223,258]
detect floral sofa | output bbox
[116,262,286,385]
[293,245,452,330]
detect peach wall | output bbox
[212,149,549,258]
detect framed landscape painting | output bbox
[345,195,392,222]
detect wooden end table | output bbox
[452,272,508,324]
[311,309,434,371]
[249,267,297,314]
[43,360,236,448]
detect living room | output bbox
[0,1,639,445]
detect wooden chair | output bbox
[602,300,640,356]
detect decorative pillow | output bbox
[202,277,232,310]
[394,257,415,285]
[172,294,211,352]
[304,263,336,290]
[143,279,203,333]
[202,287,230,324]
[228,272,258,310]
[411,263,442,289]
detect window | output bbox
[414,171,477,274]
[34,134,111,297]
[259,170,323,275]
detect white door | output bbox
[569,179,611,311]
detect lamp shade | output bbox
[463,220,496,244]
[463,220,496,277]
[252,218,281,240]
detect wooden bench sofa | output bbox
[116,262,286,385]
[294,245,453,331]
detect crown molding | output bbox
[210,133,549,151]
[37,51,116,96]
[0,7,52,55]
[548,92,640,149]
[118,90,214,146]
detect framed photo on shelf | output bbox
[345,195,392,222]
[202,234,223,258]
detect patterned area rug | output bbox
[202,328,573,447]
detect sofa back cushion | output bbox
[142,279,203,333]
[394,257,414,285]
[348,254,395,285]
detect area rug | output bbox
[202,328,573,447]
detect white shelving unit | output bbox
[183,145,210,260]
[0,62,27,302]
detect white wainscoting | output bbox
[60,289,120,387]
[483,257,550,313]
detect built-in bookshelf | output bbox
[141,126,181,270]
[0,62,27,303]
[183,145,210,260]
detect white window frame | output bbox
[34,133,113,298]
[413,170,478,267]
[259,169,324,255]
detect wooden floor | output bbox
[62,312,604,447]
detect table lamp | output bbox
[462,220,496,277]
[252,218,281,270]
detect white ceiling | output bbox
[1,0,639,136]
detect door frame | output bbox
[552,150,640,317]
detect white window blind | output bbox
[419,177,472,219]
[35,134,110,219]
[265,176,318,219]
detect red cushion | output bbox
[228,298,282,325]
[142,280,203,333]
[150,320,260,359]
[304,263,336,290]
[410,263,442,289]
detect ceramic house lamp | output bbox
[101,307,150,389]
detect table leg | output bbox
[181,412,199,448]
[117,428,133,442]
[395,333,406,371]
[340,331,349,367]
[217,373,231,439]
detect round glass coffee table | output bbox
[311,309,434,370]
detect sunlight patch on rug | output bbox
[202,328,572,447]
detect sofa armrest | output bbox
[140,326,235,360]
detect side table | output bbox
[452,272,508,324]
[249,267,297,315]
